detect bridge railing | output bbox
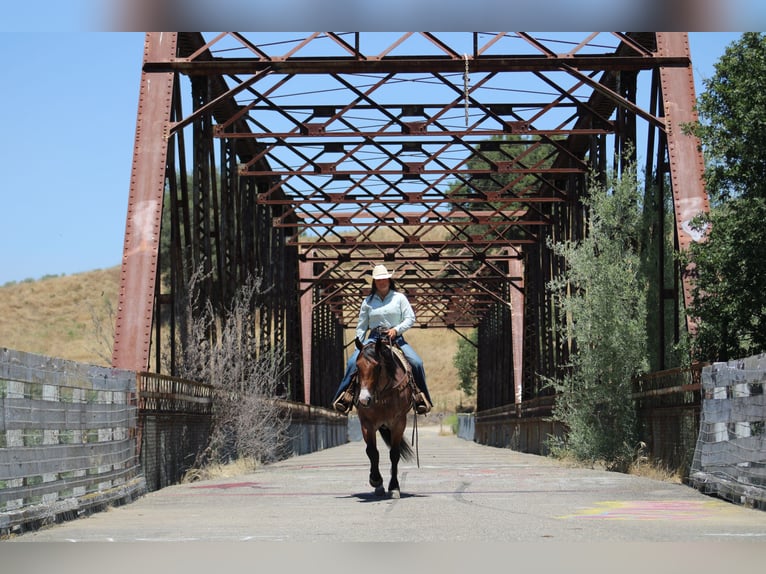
[473,395,564,455]
[633,364,703,473]
[690,354,766,509]
[0,348,145,535]
[136,372,214,492]
[1,349,347,536]
[467,365,704,474]
[137,375,348,492]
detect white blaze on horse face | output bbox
[358,387,373,407]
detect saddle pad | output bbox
[391,346,413,381]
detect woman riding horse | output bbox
[332,264,432,415]
[353,333,416,497]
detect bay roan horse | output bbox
[354,335,415,498]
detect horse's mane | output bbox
[378,341,399,377]
[362,339,399,379]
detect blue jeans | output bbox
[333,335,431,403]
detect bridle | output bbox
[355,334,402,405]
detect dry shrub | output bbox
[182,457,259,483]
[627,442,683,483]
[173,268,291,467]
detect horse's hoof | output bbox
[375,485,386,497]
[390,489,401,499]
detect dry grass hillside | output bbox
[0,267,121,365]
[0,267,473,412]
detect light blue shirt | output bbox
[355,289,416,342]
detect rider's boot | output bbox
[332,377,356,414]
[413,390,432,415]
[332,390,353,414]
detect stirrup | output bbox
[413,392,432,415]
[333,390,354,414]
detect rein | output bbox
[411,411,420,468]
[360,339,402,397]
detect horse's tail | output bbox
[378,427,414,461]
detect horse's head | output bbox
[354,336,398,409]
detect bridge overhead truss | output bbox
[113,32,708,409]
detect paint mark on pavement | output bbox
[559,499,736,520]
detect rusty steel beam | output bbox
[656,32,710,335]
[143,55,689,76]
[246,166,586,177]
[117,32,709,412]
[226,128,611,140]
[113,33,177,372]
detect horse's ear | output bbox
[355,337,363,350]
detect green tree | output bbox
[686,33,766,361]
[547,163,649,471]
[686,198,766,361]
[694,33,766,204]
[453,329,477,398]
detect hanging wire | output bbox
[464,53,470,127]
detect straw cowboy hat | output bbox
[371,264,393,280]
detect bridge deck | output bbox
[8,422,766,546]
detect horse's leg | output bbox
[388,442,401,498]
[387,423,406,498]
[362,424,384,495]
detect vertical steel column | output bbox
[299,258,314,404]
[521,242,543,401]
[656,32,710,335]
[283,238,303,402]
[165,85,191,377]
[476,279,514,411]
[113,32,177,372]
[309,293,345,407]
[509,257,525,403]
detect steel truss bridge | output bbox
[112,32,708,411]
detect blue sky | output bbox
[0,32,744,285]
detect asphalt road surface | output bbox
[5,422,766,572]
